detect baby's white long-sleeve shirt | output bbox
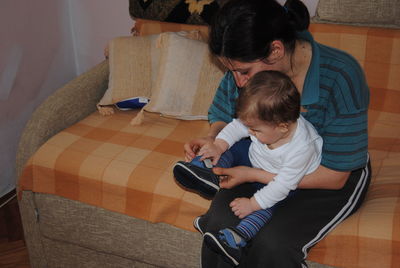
[216,116,323,209]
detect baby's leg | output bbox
[234,208,274,242]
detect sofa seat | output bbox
[19,106,400,268]
[19,110,212,232]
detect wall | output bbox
[0,0,133,198]
[68,0,134,75]
[0,0,76,197]
[277,0,319,17]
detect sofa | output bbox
[16,1,400,268]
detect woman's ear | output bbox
[267,40,285,63]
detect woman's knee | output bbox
[242,229,304,267]
[204,187,253,231]
[251,231,289,255]
[204,193,238,231]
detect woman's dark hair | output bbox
[236,70,300,125]
[209,0,310,62]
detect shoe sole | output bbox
[173,162,219,198]
[193,216,204,235]
[204,232,239,266]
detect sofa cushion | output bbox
[20,111,212,231]
[143,32,224,120]
[98,35,158,107]
[314,0,400,28]
[98,30,206,117]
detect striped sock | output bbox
[235,209,273,240]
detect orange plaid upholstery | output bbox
[19,22,400,268]
[20,111,212,232]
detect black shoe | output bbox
[204,229,243,266]
[173,161,220,198]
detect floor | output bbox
[0,190,30,268]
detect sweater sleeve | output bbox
[208,72,238,124]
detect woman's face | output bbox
[219,40,288,88]
[220,58,277,88]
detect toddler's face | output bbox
[242,118,288,147]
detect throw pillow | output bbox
[98,30,204,116]
[97,34,160,115]
[143,31,225,120]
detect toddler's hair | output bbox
[236,70,300,126]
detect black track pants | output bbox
[200,160,371,268]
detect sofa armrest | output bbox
[16,60,109,179]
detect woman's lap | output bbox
[201,184,255,268]
[202,183,255,231]
[201,160,371,267]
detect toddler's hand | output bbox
[230,197,261,219]
[184,136,214,161]
[198,143,224,165]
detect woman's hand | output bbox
[213,166,254,189]
[230,197,261,219]
[213,166,276,189]
[183,136,214,161]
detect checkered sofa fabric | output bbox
[19,23,400,268]
[21,111,212,232]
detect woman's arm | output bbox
[214,166,276,189]
[214,164,350,190]
[207,121,227,139]
[298,165,350,189]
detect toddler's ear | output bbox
[278,122,289,132]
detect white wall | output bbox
[0,0,76,197]
[69,0,133,75]
[0,0,133,198]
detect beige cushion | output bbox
[144,32,224,120]
[98,31,213,119]
[98,34,159,110]
[314,0,400,28]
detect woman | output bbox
[184,0,371,267]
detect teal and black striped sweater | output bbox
[207,31,369,172]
